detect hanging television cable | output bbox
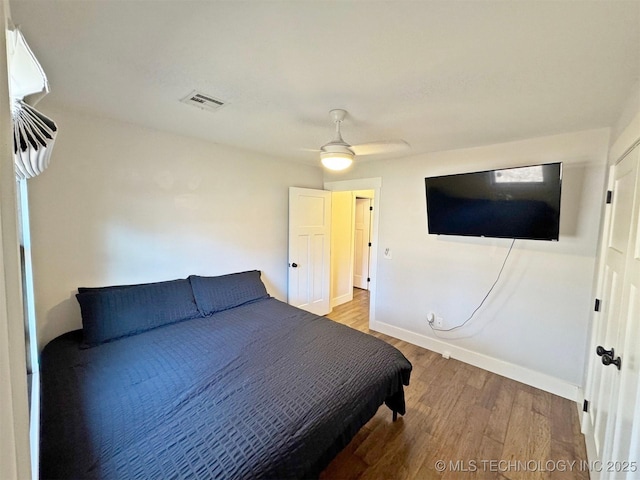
[429,238,516,335]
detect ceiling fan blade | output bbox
[351,140,410,156]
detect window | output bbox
[494,165,544,183]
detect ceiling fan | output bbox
[315,109,410,171]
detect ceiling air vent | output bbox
[180,90,226,112]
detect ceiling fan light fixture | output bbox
[313,108,409,171]
[321,151,353,171]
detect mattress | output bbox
[40,298,411,479]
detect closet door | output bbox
[584,144,640,479]
[609,145,640,478]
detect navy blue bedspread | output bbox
[40,298,411,479]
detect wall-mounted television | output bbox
[425,162,562,241]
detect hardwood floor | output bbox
[321,289,589,480]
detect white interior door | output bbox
[609,145,640,478]
[288,187,331,316]
[584,145,640,479]
[353,197,371,290]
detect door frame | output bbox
[324,177,381,324]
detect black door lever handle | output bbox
[601,354,622,370]
[596,346,614,357]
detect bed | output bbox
[39,270,412,479]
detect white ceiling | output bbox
[9,0,640,167]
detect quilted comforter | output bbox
[40,297,411,479]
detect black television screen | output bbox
[425,162,562,241]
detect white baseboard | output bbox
[331,292,353,308]
[370,320,580,401]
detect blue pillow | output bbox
[189,270,270,316]
[77,282,147,293]
[77,278,201,347]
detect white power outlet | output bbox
[435,316,444,328]
[427,312,435,324]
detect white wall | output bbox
[325,128,610,397]
[28,106,323,349]
[330,191,353,307]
